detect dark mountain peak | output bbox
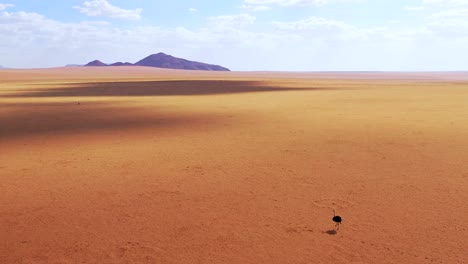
[109,62,134,66]
[83,53,229,71]
[144,53,173,60]
[85,60,107,67]
[135,53,230,71]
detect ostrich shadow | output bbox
[323,230,338,235]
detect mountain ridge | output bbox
[85,60,107,67]
[83,53,230,71]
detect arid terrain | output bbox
[1,67,467,263]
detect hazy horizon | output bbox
[1,0,468,71]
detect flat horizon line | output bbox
[1,66,468,73]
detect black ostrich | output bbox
[332,210,342,230]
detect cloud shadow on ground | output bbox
[0,101,223,140]
[2,80,334,98]
[0,80,341,140]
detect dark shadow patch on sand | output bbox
[324,230,337,235]
[0,101,223,140]
[0,80,341,140]
[2,80,335,98]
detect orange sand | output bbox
[1,67,467,263]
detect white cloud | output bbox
[0,10,263,69]
[0,3,14,10]
[244,0,366,7]
[207,14,256,29]
[188,8,198,12]
[1,4,468,71]
[240,4,272,12]
[419,0,468,37]
[423,0,468,5]
[0,9,138,67]
[431,8,468,19]
[404,5,425,11]
[74,0,142,20]
[273,16,357,38]
[427,8,468,37]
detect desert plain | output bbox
[1,67,467,263]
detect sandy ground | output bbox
[1,67,467,263]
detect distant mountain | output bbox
[109,62,134,66]
[65,64,83,67]
[135,53,230,71]
[85,60,107,66]
[83,53,230,71]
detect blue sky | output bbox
[1,0,467,70]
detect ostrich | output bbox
[332,210,342,230]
